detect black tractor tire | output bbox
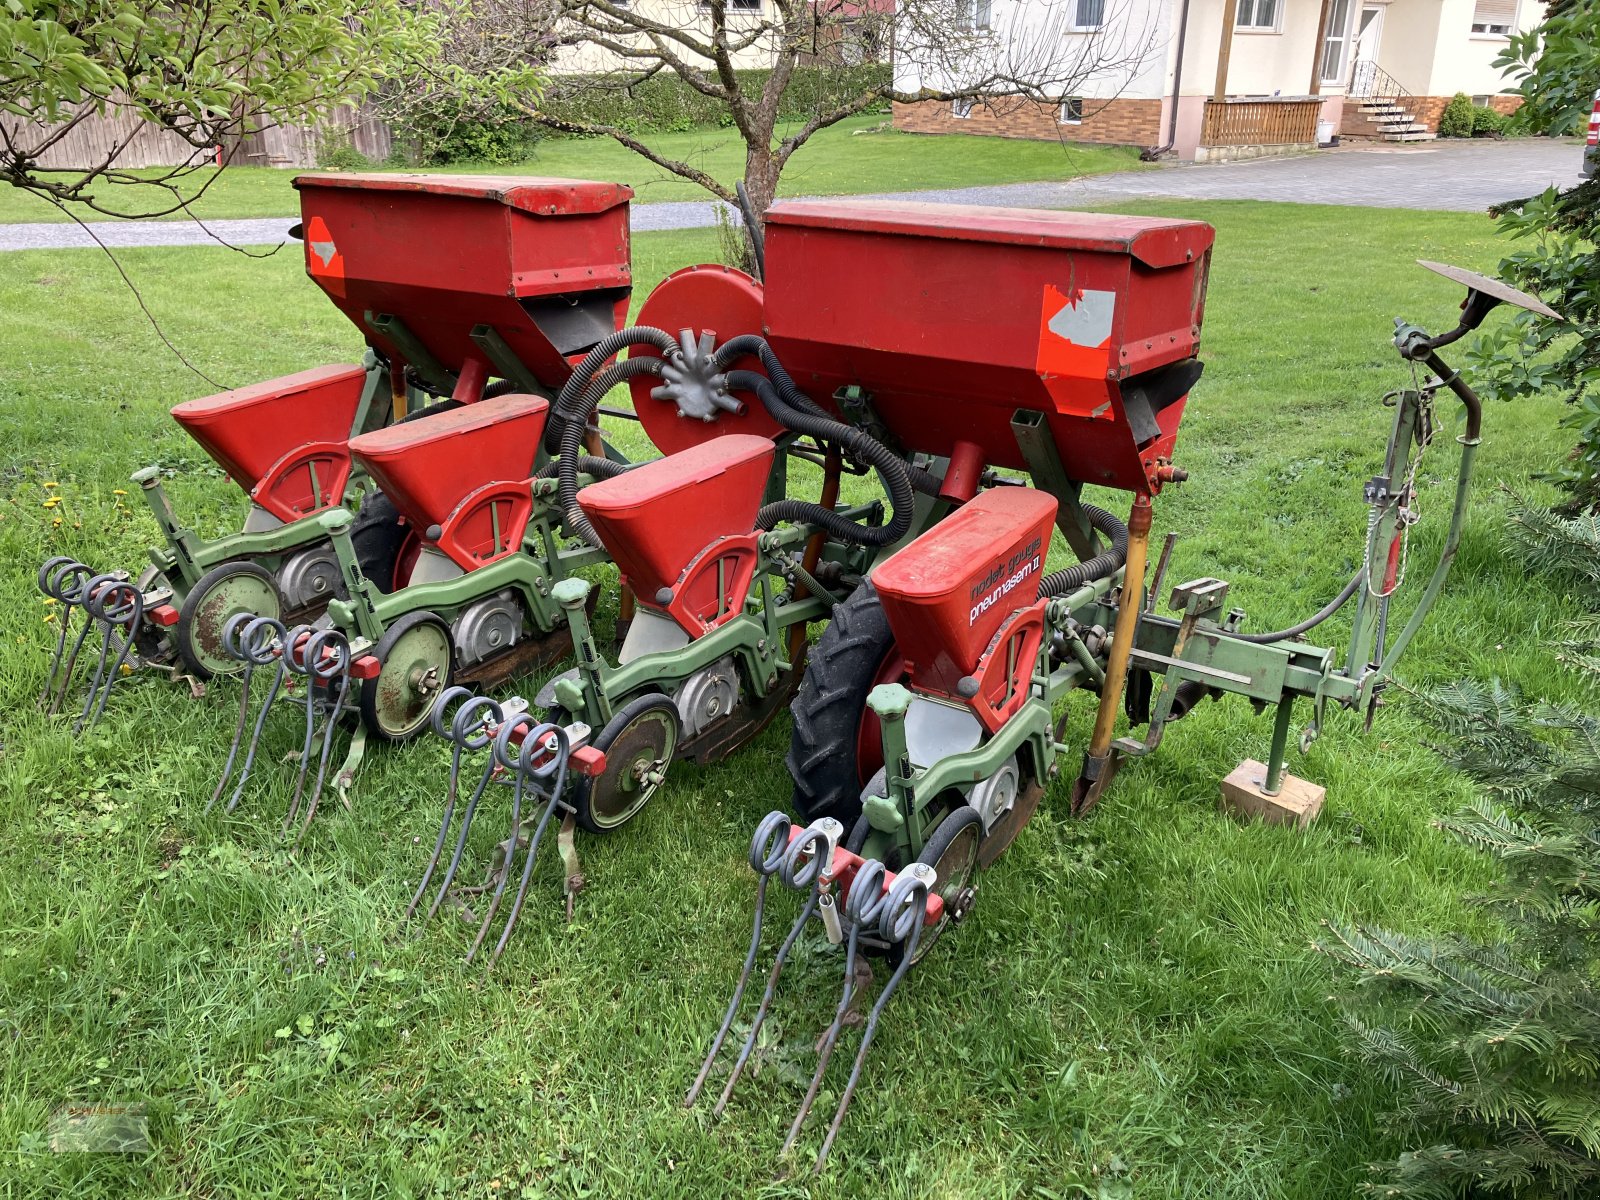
[349,492,410,595]
[786,583,901,825]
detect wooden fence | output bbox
[1200,98,1323,147]
[2,102,391,172]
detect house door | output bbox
[1349,5,1385,83]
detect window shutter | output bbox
[1472,0,1517,26]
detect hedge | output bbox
[537,64,893,134]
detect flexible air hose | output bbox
[557,355,669,547]
[1231,569,1363,644]
[724,369,914,547]
[713,333,943,497]
[1040,504,1130,597]
[536,456,630,482]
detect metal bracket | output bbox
[1011,409,1099,562]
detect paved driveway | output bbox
[0,138,1580,253]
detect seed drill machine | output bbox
[34,166,1556,1168]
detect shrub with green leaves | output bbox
[1467,0,1600,512]
[1438,93,1476,138]
[1470,105,1511,136]
[1319,500,1600,1198]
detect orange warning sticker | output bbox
[1036,283,1115,420]
[304,215,346,299]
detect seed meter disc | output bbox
[177,560,282,680]
[359,611,454,741]
[575,692,681,834]
[629,265,782,456]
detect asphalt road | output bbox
[0,138,1580,253]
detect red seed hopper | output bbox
[294,173,634,399]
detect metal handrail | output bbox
[1347,59,1413,109]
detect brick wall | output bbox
[892,97,1163,147]
[1341,94,1522,137]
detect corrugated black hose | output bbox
[1040,504,1129,596]
[723,369,914,547]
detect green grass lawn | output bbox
[0,202,1581,1199]
[0,114,1142,224]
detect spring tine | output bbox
[281,625,322,831]
[404,689,501,924]
[207,613,261,813]
[43,561,96,715]
[812,873,930,1174]
[685,811,793,1107]
[78,580,142,731]
[487,723,571,967]
[712,819,840,1117]
[465,714,549,963]
[782,921,861,1156]
[781,857,889,1156]
[291,632,354,843]
[222,616,289,814]
[71,574,124,731]
[425,753,500,923]
[38,557,87,710]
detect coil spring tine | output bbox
[82,582,141,731]
[72,574,125,731]
[486,722,571,967]
[404,690,501,925]
[38,557,87,710]
[812,873,929,1174]
[44,561,96,716]
[781,857,889,1156]
[207,612,264,813]
[467,714,560,964]
[281,625,322,830]
[685,811,793,1107]
[223,616,288,814]
[290,631,353,842]
[424,749,501,924]
[710,819,840,1116]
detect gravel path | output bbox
[0,139,1579,253]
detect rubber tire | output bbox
[572,692,681,835]
[358,610,455,742]
[891,804,983,967]
[349,492,412,596]
[176,560,282,681]
[786,583,898,824]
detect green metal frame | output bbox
[857,325,1488,864]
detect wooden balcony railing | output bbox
[1200,98,1323,147]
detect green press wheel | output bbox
[573,693,681,834]
[893,804,982,966]
[176,560,282,680]
[359,611,454,742]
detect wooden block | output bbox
[1219,759,1325,829]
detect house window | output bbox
[1059,97,1084,124]
[1236,0,1279,30]
[1470,0,1516,34]
[697,0,761,9]
[1319,0,1353,82]
[1072,0,1106,29]
[952,97,975,119]
[958,0,992,30]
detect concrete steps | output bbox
[1359,99,1437,143]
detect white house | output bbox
[893,0,1540,160]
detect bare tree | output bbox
[537,0,1159,219]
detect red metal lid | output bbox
[351,394,549,460]
[764,200,1213,270]
[292,173,633,216]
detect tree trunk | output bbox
[741,146,782,222]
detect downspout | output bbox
[1141,0,1194,160]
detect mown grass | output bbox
[0,202,1583,1199]
[0,114,1142,224]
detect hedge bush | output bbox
[538,64,892,135]
[1437,92,1476,138]
[1471,103,1511,136]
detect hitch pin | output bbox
[818,876,844,945]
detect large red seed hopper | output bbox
[294,173,634,398]
[760,201,1213,494]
